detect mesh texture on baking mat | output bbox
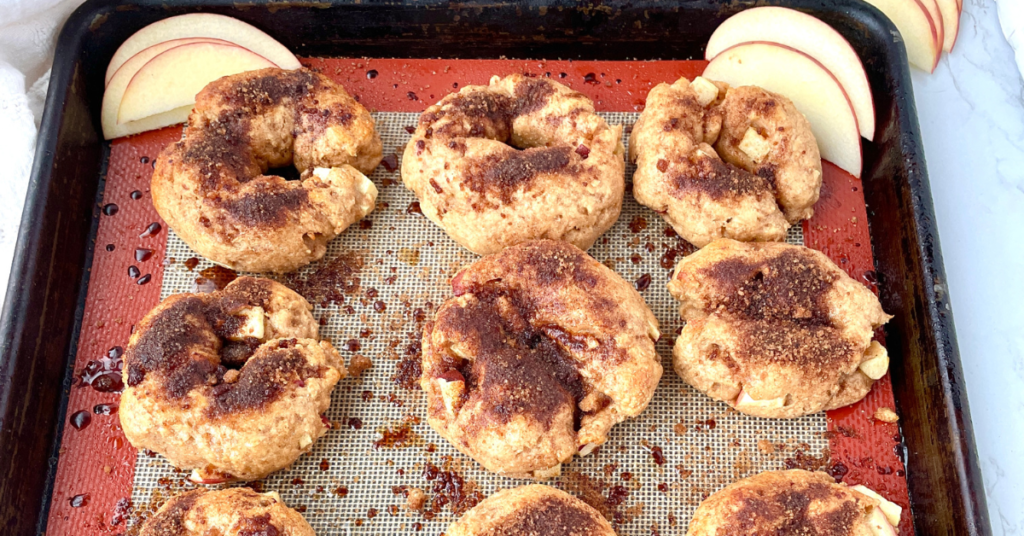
[132,112,823,534]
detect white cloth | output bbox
[996,0,1024,81]
[0,0,84,308]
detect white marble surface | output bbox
[0,0,1023,532]
[913,1,1024,533]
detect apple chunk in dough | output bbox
[735,390,786,410]
[858,341,890,380]
[850,484,903,528]
[935,0,961,52]
[703,42,862,177]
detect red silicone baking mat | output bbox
[45,58,910,536]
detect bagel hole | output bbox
[266,165,302,182]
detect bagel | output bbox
[448,484,617,536]
[152,67,383,273]
[687,470,900,536]
[119,277,346,482]
[667,239,892,418]
[421,240,661,478]
[630,76,821,247]
[140,488,315,536]
[402,74,625,255]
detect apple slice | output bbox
[936,0,960,52]
[703,42,862,177]
[921,0,946,53]
[106,13,300,86]
[860,0,941,71]
[101,38,230,139]
[705,7,876,140]
[105,106,195,140]
[117,42,276,125]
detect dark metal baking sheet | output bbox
[0,0,989,534]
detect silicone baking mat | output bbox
[46,59,910,536]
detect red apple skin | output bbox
[705,6,876,140]
[117,41,276,125]
[861,0,941,72]
[105,37,233,88]
[106,13,300,85]
[704,41,862,178]
[935,0,960,52]
[921,0,945,58]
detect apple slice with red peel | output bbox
[703,42,863,177]
[106,13,300,86]
[102,38,231,139]
[705,7,875,140]
[921,0,946,52]
[936,0,960,52]
[118,42,276,125]
[860,0,941,71]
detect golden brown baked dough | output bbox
[448,484,617,536]
[152,68,382,273]
[668,239,891,418]
[687,470,898,536]
[119,277,346,482]
[140,488,314,536]
[402,74,625,255]
[630,77,821,247]
[422,240,661,478]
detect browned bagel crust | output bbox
[152,68,382,273]
[402,74,625,255]
[668,240,891,418]
[448,485,617,536]
[686,470,888,536]
[119,277,345,481]
[630,77,821,247]
[141,488,314,536]
[422,240,661,478]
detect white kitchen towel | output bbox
[0,0,85,309]
[997,0,1024,81]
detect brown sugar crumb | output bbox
[562,471,637,524]
[673,423,688,436]
[406,488,426,511]
[757,440,776,454]
[874,407,899,423]
[349,354,373,377]
[783,449,830,472]
[222,369,240,384]
[287,252,364,306]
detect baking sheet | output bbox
[129,111,828,534]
